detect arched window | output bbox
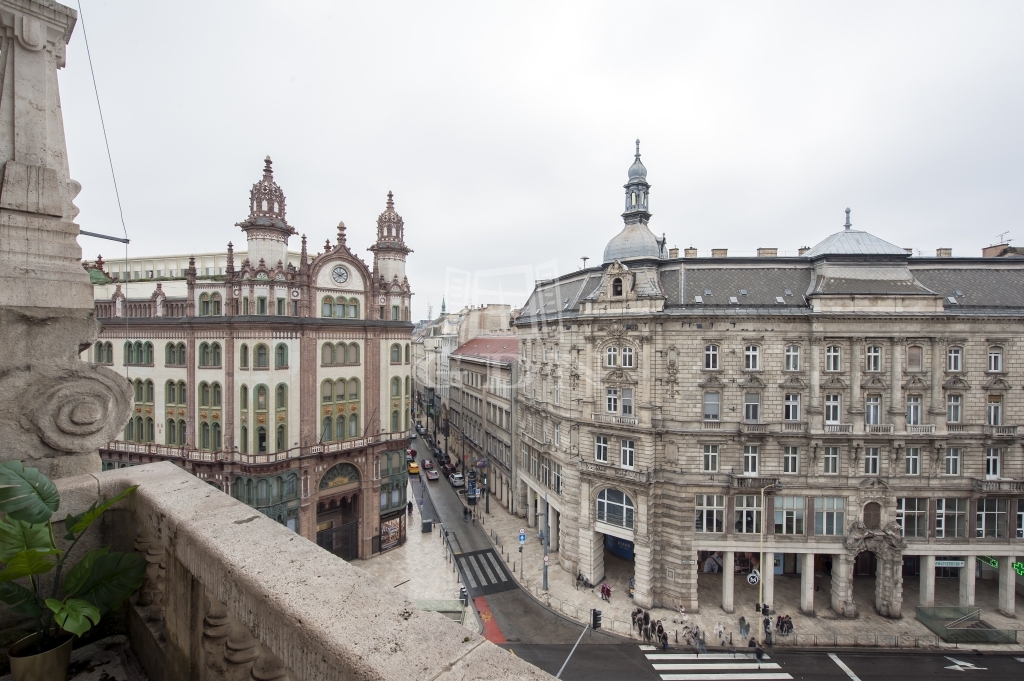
[240,426,248,454]
[199,382,210,407]
[166,381,177,405]
[199,343,210,367]
[199,293,210,316]
[164,343,177,365]
[348,413,359,438]
[321,380,334,403]
[391,377,401,397]
[125,418,135,442]
[177,381,186,403]
[176,343,185,365]
[612,278,623,296]
[321,296,334,318]
[335,417,345,441]
[276,383,287,409]
[240,385,248,409]
[275,343,288,368]
[145,417,154,443]
[200,422,211,450]
[348,379,360,401]
[124,341,135,365]
[348,298,359,319]
[322,343,334,365]
[606,346,618,367]
[166,419,176,445]
[390,344,401,364]
[145,380,154,403]
[336,379,347,402]
[178,420,186,445]
[276,425,286,452]
[134,380,144,403]
[95,343,103,363]
[322,416,333,442]
[212,343,222,366]
[255,385,267,410]
[255,344,268,368]
[211,293,222,315]
[256,426,267,453]
[405,376,410,395]
[212,422,222,450]
[596,488,635,529]
[240,344,249,369]
[405,344,410,363]
[212,382,222,407]
[142,342,152,365]
[391,410,400,432]
[347,344,360,365]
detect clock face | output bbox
[331,266,349,285]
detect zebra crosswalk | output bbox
[642,650,793,681]
[455,549,516,596]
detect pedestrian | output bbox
[738,616,748,639]
[407,500,413,516]
[747,638,756,648]
[697,637,707,655]
[631,609,639,634]
[661,631,669,651]
[657,622,664,641]
[643,610,651,630]
[755,645,765,668]
[462,507,469,522]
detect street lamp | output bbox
[757,480,782,645]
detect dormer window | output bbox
[612,278,623,296]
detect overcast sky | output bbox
[63,1,1024,320]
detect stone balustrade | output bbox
[50,462,550,681]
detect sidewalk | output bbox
[476,497,1024,651]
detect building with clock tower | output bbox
[80,157,415,561]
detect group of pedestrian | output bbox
[775,614,793,635]
[598,583,612,601]
[680,624,707,653]
[631,609,669,649]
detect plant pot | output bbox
[7,630,74,681]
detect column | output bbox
[526,486,535,527]
[850,339,862,410]
[722,550,735,613]
[920,555,936,607]
[959,556,975,607]
[890,338,904,430]
[761,552,775,611]
[809,339,821,415]
[930,337,943,426]
[998,555,1017,617]
[634,540,654,609]
[550,508,560,553]
[800,553,815,614]
[831,554,855,618]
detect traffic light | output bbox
[591,608,602,630]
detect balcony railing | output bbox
[947,424,966,433]
[824,424,853,433]
[52,463,549,681]
[782,422,805,432]
[730,474,780,489]
[907,424,936,434]
[744,423,768,433]
[972,478,1024,493]
[865,424,894,434]
[591,413,639,426]
[703,421,721,430]
[985,425,1018,437]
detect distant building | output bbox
[84,158,415,560]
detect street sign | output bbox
[935,560,965,568]
[519,533,526,544]
[747,569,760,585]
[520,527,525,535]
[544,555,549,563]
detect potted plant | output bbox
[0,461,145,681]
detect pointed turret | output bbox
[368,191,413,283]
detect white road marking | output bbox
[659,674,791,681]
[828,653,862,681]
[944,656,987,671]
[639,645,659,650]
[654,662,782,670]
[647,653,772,660]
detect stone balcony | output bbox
[591,412,639,427]
[43,462,549,681]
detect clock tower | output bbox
[368,191,412,284]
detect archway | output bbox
[835,521,907,618]
[316,463,361,560]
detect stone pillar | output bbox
[800,553,815,614]
[721,550,735,613]
[850,339,862,411]
[633,538,654,609]
[0,1,131,478]
[889,339,904,430]
[762,552,775,611]
[959,557,975,607]
[919,555,935,607]
[929,337,943,425]
[831,553,855,618]
[550,507,559,553]
[997,555,1016,617]
[526,486,535,527]
[809,340,821,412]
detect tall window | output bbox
[275,344,288,368]
[864,447,880,475]
[620,440,634,468]
[945,447,961,476]
[988,347,1003,372]
[743,393,760,423]
[595,436,608,463]
[596,488,633,529]
[743,445,758,474]
[783,446,799,474]
[621,388,633,416]
[775,497,805,535]
[823,446,839,474]
[390,344,401,364]
[987,395,1002,425]
[605,388,618,413]
[985,448,1001,479]
[865,395,881,425]
[947,347,962,372]
[976,498,1007,538]
[906,396,921,425]
[825,345,842,371]
[621,346,634,368]
[824,394,841,424]
[735,496,761,533]
[783,394,800,421]
[784,345,800,371]
[935,498,967,538]
[895,498,927,537]
[947,395,962,423]
[255,344,268,368]
[905,446,920,475]
[866,345,882,372]
[814,497,845,535]
[744,345,759,370]
[702,444,719,472]
[907,345,924,372]
[606,346,618,367]
[239,344,249,369]
[321,296,334,318]
[704,345,719,370]
[703,392,720,421]
[695,494,724,533]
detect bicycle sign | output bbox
[747,569,760,585]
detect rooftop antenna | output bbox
[844,207,852,230]
[580,256,589,269]
[996,231,1012,245]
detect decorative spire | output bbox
[387,191,394,209]
[337,220,347,247]
[263,156,273,180]
[300,234,308,266]
[844,207,852,230]
[635,138,641,159]
[235,156,296,238]
[369,190,412,255]
[441,297,446,314]
[226,242,234,272]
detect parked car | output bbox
[426,469,440,481]
[422,460,434,469]
[433,448,442,457]
[406,448,417,458]
[449,473,465,487]
[408,462,420,475]
[441,464,456,477]
[409,432,417,440]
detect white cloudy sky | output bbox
[63,1,1024,319]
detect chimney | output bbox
[936,248,952,258]
[757,248,777,258]
[684,247,698,258]
[668,247,679,259]
[904,248,914,255]
[798,246,810,256]
[711,248,728,258]
[982,244,1009,257]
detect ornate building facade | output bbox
[515,143,1023,617]
[84,158,415,559]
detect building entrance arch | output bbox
[316,462,362,560]
[834,520,907,618]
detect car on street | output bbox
[441,463,456,476]
[408,462,420,475]
[449,473,465,487]
[425,469,439,481]
[409,432,417,440]
[406,448,416,458]
[422,460,433,469]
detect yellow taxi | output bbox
[408,461,420,475]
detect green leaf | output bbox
[63,485,138,538]
[0,549,57,583]
[0,581,44,619]
[67,551,145,613]
[45,598,100,637]
[0,518,56,562]
[0,461,60,524]
[61,547,110,597]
